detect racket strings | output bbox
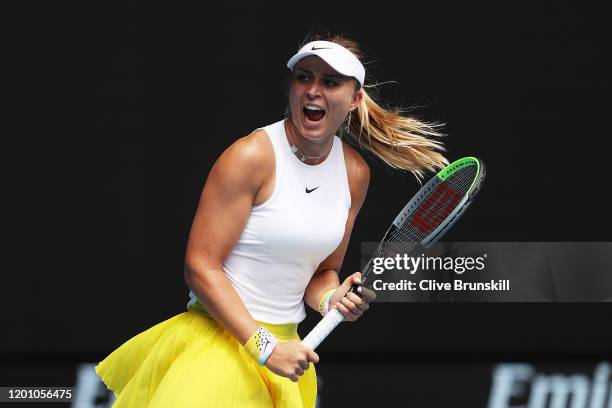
[362,164,479,281]
[407,165,476,234]
[373,165,478,260]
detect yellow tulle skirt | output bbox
[95,302,317,407]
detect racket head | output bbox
[361,156,486,284]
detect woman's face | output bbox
[288,56,362,144]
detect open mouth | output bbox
[303,105,326,124]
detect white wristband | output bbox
[244,327,279,365]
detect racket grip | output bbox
[301,308,344,350]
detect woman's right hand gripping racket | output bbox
[301,156,486,350]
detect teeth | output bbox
[305,105,324,111]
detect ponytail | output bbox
[300,32,449,180]
[347,87,448,180]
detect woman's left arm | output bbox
[304,144,376,322]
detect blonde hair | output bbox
[301,33,449,180]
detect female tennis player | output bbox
[95,33,448,407]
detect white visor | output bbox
[286,40,365,87]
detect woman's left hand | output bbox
[329,272,376,322]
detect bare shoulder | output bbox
[216,129,273,175]
[222,129,273,167]
[341,141,370,208]
[209,129,274,195]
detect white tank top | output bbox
[187,119,351,324]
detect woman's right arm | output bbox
[184,132,267,344]
[183,131,318,380]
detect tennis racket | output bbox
[301,156,486,350]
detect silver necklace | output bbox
[286,122,334,163]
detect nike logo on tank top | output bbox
[189,119,351,324]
